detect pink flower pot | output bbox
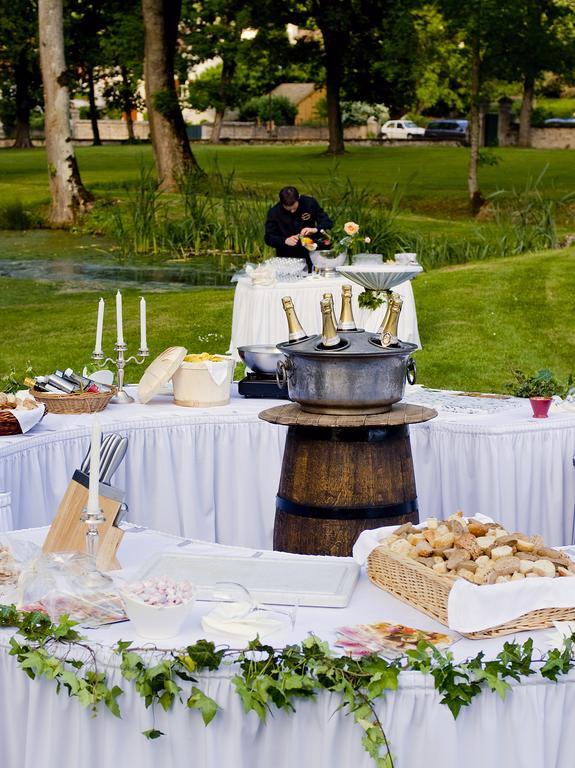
[529,397,552,418]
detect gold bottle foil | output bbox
[379,294,403,347]
[322,292,338,328]
[337,284,357,331]
[281,296,307,342]
[320,298,341,347]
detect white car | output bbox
[380,120,425,140]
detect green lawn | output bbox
[1,143,574,392]
[2,144,575,216]
[2,247,573,392]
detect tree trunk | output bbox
[210,56,235,144]
[121,66,136,142]
[87,67,101,146]
[210,109,224,143]
[468,31,484,215]
[38,0,91,227]
[13,53,33,149]
[321,28,345,155]
[518,75,534,148]
[142,0,200,190]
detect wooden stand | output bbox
[259,403,437,557]
[42,470,125,570]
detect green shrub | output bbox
[239,96,297,126]
[0,201,42,230]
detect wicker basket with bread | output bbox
[367,511,575,639]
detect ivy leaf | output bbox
[105,686,124,718]
[142,729,165,740]
[187,686,219,725]
[186,640,225,671]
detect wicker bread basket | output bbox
[30,388,115,414]
[0,410,23,436]
[367,545,575,639]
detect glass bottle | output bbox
[337,284,357,331]
[322,292,338,328]
[320,298,341,347]
[378,293,403,347]
[281,296,307,342]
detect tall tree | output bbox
[492,0,575,147]
[0,0,42,148]
[99,0,144,142]
[38,0,91,225]
[142,0,200,189]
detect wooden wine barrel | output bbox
[259,403,437,557]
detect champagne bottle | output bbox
[322,292,338,328]
[378,294,403,347]
[281,296,307,342]
[337,284,357,331]
[320,298,341,348]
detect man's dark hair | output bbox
[279,186,300,206]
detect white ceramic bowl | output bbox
[352,253,384,265]
[121,591,196,640]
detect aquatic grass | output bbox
[0,200,42,230]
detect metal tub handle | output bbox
[406,357,417,385]
[276,357,293,388]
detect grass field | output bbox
[2,144,575,217]
[1,144,574,391]
[2,246,574,393]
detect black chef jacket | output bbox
[264,195,334,270]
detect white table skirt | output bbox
[1,387,575,546]
[229,275,421,359]
[0,526,573,768]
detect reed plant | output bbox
[102,163,572,270]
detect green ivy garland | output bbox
[1,603,574,768]
[357,289,392,312]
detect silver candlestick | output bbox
[80,505,106,558]
[92,344,150,404]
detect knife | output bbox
[80,433,127,483]
[101,436,128,484]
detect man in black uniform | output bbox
[264,186,334,271]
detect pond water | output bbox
[0,231,238,290]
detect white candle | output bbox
[94,297,104,355]
[139,296,147,350]
[116,290,124,346]
[87,419,101,514]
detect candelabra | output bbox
[80,504,106,558]
[92,343,150,404]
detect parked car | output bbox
[380,120,425,140]
[424,119,469,142]
[543,118,575,127]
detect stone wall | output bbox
[530,127,575,149]
[72,119,150,141]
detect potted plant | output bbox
[506,368,571,418]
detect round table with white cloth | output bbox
[228,275,421,359]
[1,525,574,768]
[1,386,575,547]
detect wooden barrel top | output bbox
[259,402,437,428]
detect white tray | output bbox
[137,551,360,608]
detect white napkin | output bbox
[201,602,283,640]
[550,397,575,414]
[9,402,45,434]
[447,576,575,634]
[204,359,232,386]
[246,263,276,286]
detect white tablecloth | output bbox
[0,526,573,768]
[229,275,421,359]
[1,387,575,546]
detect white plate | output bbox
[137,551,360,608]
[336,263,423,291]
[138,346,187,404]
